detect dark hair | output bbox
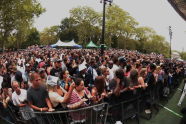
[130,69,138,85]
[136,63,142,69]
[60,70,67,79]
[150,63,156,71]
[115,69,124,79]
[94,76,105,95]
[15,71,23,83]
[74,78,83,86]
[30,72,40,81]
[1,81,9,89]
[126,65,132,73]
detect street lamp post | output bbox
[100,0,113,55]
[169,26,173,59]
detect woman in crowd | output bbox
[47,75,75,110]
[67,78,92,109]
[59,70,72,92]
[67,78,92,123]
[101,67,111,92]
[138,68,148,89]
[91,76,107,103]
[1,81,12,108]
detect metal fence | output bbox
[19,103,109,124]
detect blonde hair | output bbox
[140,68,147,77]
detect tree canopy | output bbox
[0,0,45,50]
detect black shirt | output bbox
[50,67,62,77]
[27,86,49,109]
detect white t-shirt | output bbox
[111,64,119,74]
[49,91,64,107]
[0,76,3,89]
[12,89,27,106]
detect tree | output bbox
[22,28,40,48]
[69,6,101,46]
[58,17,78,41]
[0,0,45,50]
[106,5,139,47]
[179,52,186,60]
[40,26,59,45]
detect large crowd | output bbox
[0,45,185,123]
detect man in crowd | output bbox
[27,72,54,112]
[12,81,34,120]
[50,59,63,77]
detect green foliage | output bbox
[58,17,78,42]
[57,5,171,57]
[179,52,186,60]
[69,6,101,46]
[22,28,40,48]
[106,5,138,47]
[0,0,45,49]
[40,26,59,45]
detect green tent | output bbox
[86,41,98,48]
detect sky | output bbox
[34,0,186,52]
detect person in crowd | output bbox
[118,56,127,70]
[85,59,98,87]
[144,63,157,114]
[27,72,54,112]
[111,57,119,74]
[12,81,34,121]
[59,70,72,91]
[91,76,107,103]
[125,64,132,77]
[101,67,111,92]
[107,60,114,81]
[47,75,75,109]
[1,81,12,108]
[67,78,92,109]
[146,63,157,88]
[50,58,63,77]
[38,68,47,88]
[138,68,148,89]
[77,63,87,80]
[109,69,128,96]
[128,69,141,90]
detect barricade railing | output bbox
[20,102,109,124]
[107,90,140,124]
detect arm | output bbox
[67,99,86,109]
[18,103,27,107]
[46,98,54,112]
[114,78,121,96]
[62,82,75,103]
[28,101,48,112]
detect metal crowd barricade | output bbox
[20,102,109,124]
[107,89,141,124]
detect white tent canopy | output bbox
[51,40,82,48]
[51,40,63,47]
